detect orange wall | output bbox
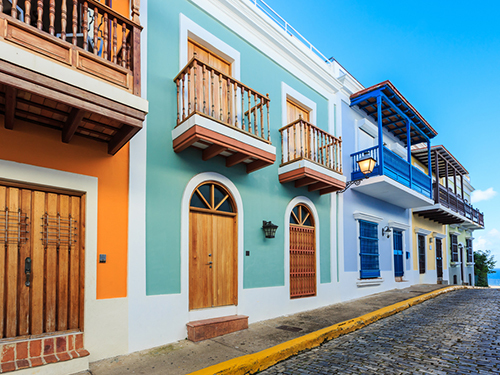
[0,120,129,300]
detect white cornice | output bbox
[353,211,383,223]
[432,232,447,239]
[414,227,432,236]
[189,0,364,97]
[388,220,410,231]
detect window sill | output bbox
[450,262,461,267]
[466,262,475,267]
[357,278,384,287]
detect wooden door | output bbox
[436,239,443,278]
[0,183,84,339]
[189,182,237,310]
[188,39,232,122]
[289,204,316,299]
[286,100,311,160]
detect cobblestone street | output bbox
[260,289,500,374]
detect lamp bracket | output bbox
[337,176,367,194]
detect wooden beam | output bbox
[226,152,249,168]
[319,185,343,195]
[108,125,140,155]
[294,177,317,188]
[62,108,85,143]
[202,144,227,161]
[4,87,17,129]
[246,159,269,174]
[308,182,330,192]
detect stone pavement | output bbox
[79,284,450,375]
[261,288,500,375]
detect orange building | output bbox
[0,0,146,374]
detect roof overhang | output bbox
[350,80,437,145]
[412,145,468,176]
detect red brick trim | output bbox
[0,333,88,373]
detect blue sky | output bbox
[264,0,498,262]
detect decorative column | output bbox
[427,139,432,198]
[377,95,383,173]
[407,119,412,189]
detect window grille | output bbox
[466,238,473,263]
[450,234,458,262]
[418,235,426,274]
[359,220,379,279]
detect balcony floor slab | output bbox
[172,114,276,173]
[352,175,434,209]
[278,159,346,195]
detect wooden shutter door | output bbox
[188,40,232,122]
[289,204,316,299]
[0,184,83,339]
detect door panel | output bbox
[188,40,232,122]
[290,226,316,298]
[436,239,443,278]
[212,215,236,307]
[189,211,213,310]
[0,184,84,339]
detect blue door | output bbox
[393,230,404,277]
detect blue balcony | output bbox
[351,146,432,198]
[349,81,437,208]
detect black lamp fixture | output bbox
[337,152,377,194]
[382,226,392,238]
[262,221,278,238]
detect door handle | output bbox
[25,257,31,287]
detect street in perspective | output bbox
[261,289,500,375]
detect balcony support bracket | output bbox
[62,108,86,143]
[5,86,17,130]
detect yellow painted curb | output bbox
[188,286,470,375]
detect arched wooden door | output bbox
[189,182,237,310]
[289,204,316,298]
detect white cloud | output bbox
[474,229,500,263]
[471,187,497,204]
[488,228,500,237]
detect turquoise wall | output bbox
[146,0,333,295]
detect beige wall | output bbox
[412,214,446,271]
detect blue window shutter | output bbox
[359,220,380,279]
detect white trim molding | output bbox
[432,232,447,239]
[353,211,383,223]
[179,13,241,79]
[181,172,245,322]
[281,82,317,126]
[414,227,432,236]
[356,278,384,287]
[450,230,461,237]
[388,220,410,231]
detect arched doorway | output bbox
[289,204,316,298]
[189,182,237,310]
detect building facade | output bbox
[0,1,147,374]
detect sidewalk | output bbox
[80,284,451,375]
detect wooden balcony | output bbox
[412,145,484,229]
[172,57,276,173]
[0,0,146,154]
[278,118,345,195]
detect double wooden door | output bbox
[0,183,84,339]
[189,182,237,310]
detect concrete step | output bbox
[186,315,248,342]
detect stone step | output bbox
[186,315,248,342]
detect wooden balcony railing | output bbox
[1,0,141,94]
[435,183,484,226]
[174,56,271,143]
[279,118,342,174]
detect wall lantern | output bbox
[337,152,377,194]
[382,226,392,238]
[262,221,278,239]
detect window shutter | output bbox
[359,220,380,279]
[418,235,426,274]
[450,235,458,262]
